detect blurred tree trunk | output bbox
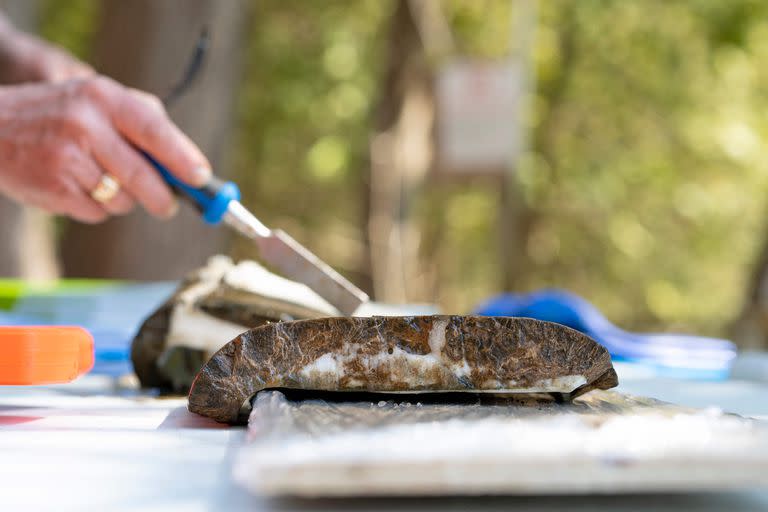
[0,199,24,276]
[732,235,768,349]
[0,0,59,280]
[499,0,536,292]
[59,0,249,280]
[366,0,436,303]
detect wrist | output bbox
[0,20,35,84]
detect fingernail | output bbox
[165,198,180,219]
[193,166,212,185]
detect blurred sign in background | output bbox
[436,60,524,175]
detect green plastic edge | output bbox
[0,278,125,310]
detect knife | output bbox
[145,153,369,315]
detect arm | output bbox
[0,12,93,84]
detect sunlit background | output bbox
[5,0,768,346]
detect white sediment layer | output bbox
[167,309,248,353]
[166,256,338,355]
[299,317,587,392]
[167,256,248,354]
[224,260,338,316]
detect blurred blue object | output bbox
[475,289,737,380]
[0,282,176,377]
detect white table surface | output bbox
[2,370,768,512]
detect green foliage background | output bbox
[37,0,768,339]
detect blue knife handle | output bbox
[143,151,240,225]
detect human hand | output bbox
[0,77,211,223]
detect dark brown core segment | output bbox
[187,315,618,424]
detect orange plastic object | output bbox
[0,327,94,385]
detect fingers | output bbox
[72,158,136,215]
[103,190,135,215]
[42,50,95,82]
[99,188,134,215]
[67,191,110,224]
[66,144,137,217]
[42,172,109,224]
[88,119,177,218]
[41,76,206,220]
[89,77,212,187]
[49,60,95,82]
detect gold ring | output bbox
[90,174,120,203]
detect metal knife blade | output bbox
[223,200,369,315]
